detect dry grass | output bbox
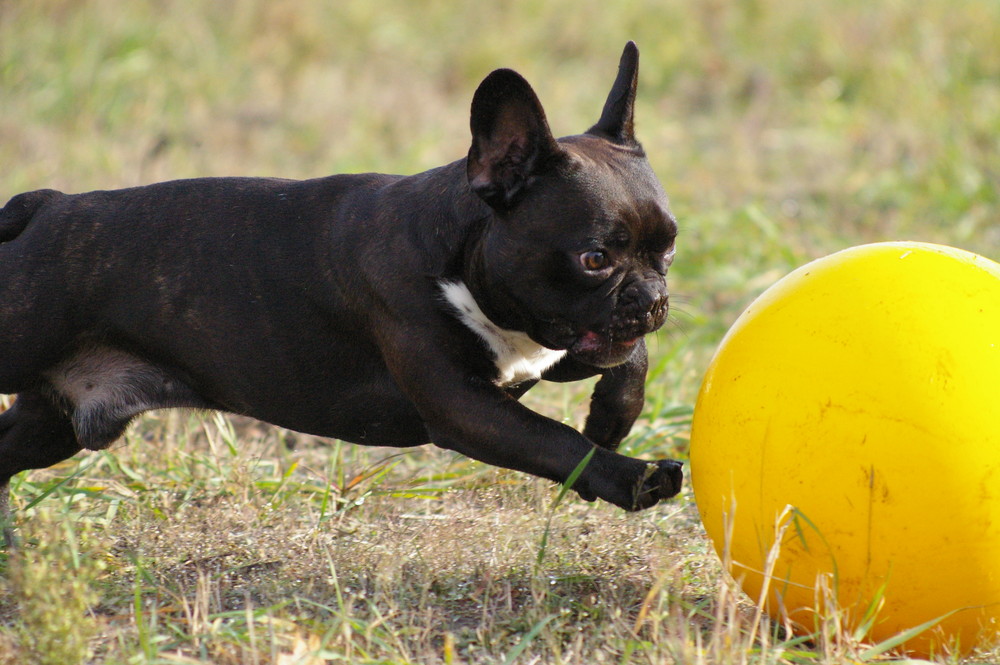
[1,414,710,664]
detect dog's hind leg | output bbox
[0,392,82,547]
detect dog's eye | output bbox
[579,250,610,272]
[664,245,676,267]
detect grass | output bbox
[1,0,999,662]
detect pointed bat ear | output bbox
[466,69,563,212]
[587,41,640,145]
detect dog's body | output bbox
[0,43,682,534]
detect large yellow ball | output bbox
[690,242,1000,657]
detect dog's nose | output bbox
[651,293,669,323]
[623,280,669,329]
[648,292,669,329]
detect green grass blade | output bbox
[536,447,596,567]
[21,452,105,511]
[858,609,960,660]
[501,614,557,665]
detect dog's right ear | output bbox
[467,69,563,212]
[587,41,640,146]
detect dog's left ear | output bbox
[467,69,563,212]
[588,41,640,146]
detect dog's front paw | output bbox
[628,459,683,511]
[574,451,683,511]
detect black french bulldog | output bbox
[0,42,682,539]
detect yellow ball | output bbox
[690,242,1000,657]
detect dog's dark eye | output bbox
[664,244,676,267]
[579,250,610,272]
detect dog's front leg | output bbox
[542,340,649,451]
[382,334,679,511]
[582,342,648,451]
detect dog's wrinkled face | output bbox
[476,135,676,368]
[464,42,675,369]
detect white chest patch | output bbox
[440,281,566,386]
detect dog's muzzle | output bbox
[566,279,668,367]
[614,279,669,338]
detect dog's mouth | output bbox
[568,330,641,367]
[532,284,668,367]
[534,309,664,368]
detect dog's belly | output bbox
[42,344,431,450]
[245,373,432,447]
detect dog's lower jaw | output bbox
[568,331,642,369]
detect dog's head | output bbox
[465,42,676,368]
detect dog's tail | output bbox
[0,189,61,242]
